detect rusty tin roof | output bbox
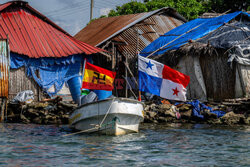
[74,8,186,47]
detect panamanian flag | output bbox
[138,55,190,101]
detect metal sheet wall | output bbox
[116,14,184,60]
[0,39,9,98]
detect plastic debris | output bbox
[11,90,34,104]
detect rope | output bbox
[98,98,115,128]
[63,98,116,137]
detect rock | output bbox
[27,102,48,109]
[43,119,48,124]
[246,117,250,125]
[150,104,158,111]
[159,104,172,110]
[32,117,42,124]
[165,117,176,122]
[38,110,48,116]
[58,102,77,110]
[220,112,245,125]
[20,114,30,124]
[164,109,176,117]
[240,117,249,125]
[178,104,192,111]
[34,102,49,109]
[148,111,157,118]
[44,105,57,112]
[47,119,58,124]
[61,114,69,119]
[26,108,40,118]
[144,105,150,111]
[158,116,167,123]
[143,115,150,122]
[207,118,222,125]
[153,120,158,123]
[7,111,15,118]
[180,109,192,119]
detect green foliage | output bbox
[205,0,249,13]
[106,0,249,21]
[108,2,148,17]
[108,0,206,20]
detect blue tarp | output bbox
[10,53,89,96]
[140,11,250,57]
[177,100,225,119]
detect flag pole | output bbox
[81,58,87,95]
[138,52,141,102]
[135,27,142,101]
[82,58,87,78]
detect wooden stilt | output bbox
[0,98,5,122]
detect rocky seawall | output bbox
[5,97,250,126]
[6,99,76,125]
[143,98,250,126]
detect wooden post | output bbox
[111,42,118,96]
[112,42,115,70]
[0,98,5,122]
[90,0,94,21]
[125,55,128,98]
[135,27,141,101]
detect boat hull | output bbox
[69,98,144,136]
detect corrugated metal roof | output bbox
[75,13,147,46]
[74,8,186,59]
[0,1,103,58]
[74,8,186,47]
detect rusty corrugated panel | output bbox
[0,39,9,98]
[75,13,146,46]
[114,13,184,59]
[0,1,103,58]
[75,8,186,49]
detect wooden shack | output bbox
[142,11,250,101]
[75,8,186,97]
[0,1,103,101]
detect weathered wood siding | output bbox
[8,67,46,101]
[177,55,207,101]
[199,52,236,101]
[237,64,250,98]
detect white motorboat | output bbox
[69,97,144,136]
